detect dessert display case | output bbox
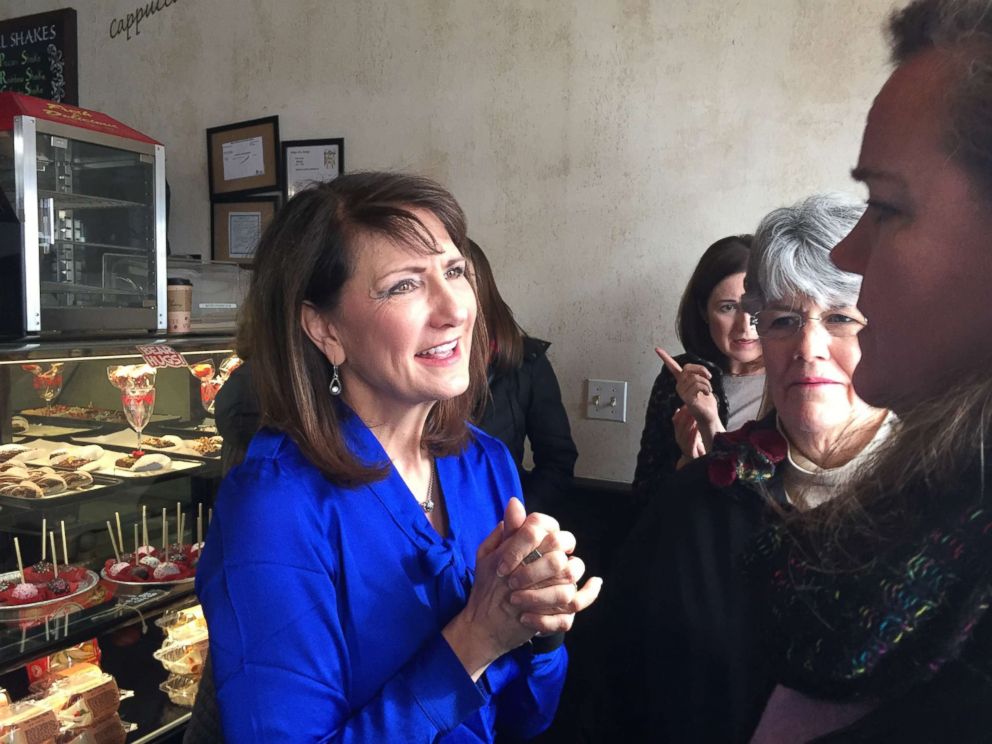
[0,93,166,338]
[0,335,237,742]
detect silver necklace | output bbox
[421,463,435,513]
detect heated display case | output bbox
[0,335,237,742]
[0,93,166,338]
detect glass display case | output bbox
[0,93,166,338]
[0,335,238,742]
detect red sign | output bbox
[0,92,159,144]
[136,344,188,369]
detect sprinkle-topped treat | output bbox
[8,583,41,605]
[24,561,54,584]
[46,577,73,596]
[153,563,181,580]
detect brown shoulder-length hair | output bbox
[676,235,753,369]
[465,239,524,377]
[237,172,489,486]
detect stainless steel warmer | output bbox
[0,93,166,337]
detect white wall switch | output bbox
[586,379,627,422]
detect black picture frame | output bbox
[281,138,345,202]
[206,116,280,200]
[0,9,78,104]
[211,196,279,263]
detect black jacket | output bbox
[632,352,728,503]
[476,337,577,516]
[214,363,259,473]
[593,425,777,743]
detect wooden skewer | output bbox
[60,520,69,566]
[41,518,46,561]
[106,521,120,563]
[50,533,58,578]
[13,537,24,583]
[114,512,124,559]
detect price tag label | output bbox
[135,344,188,369]
[117,590,167,607]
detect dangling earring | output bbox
[329,363,342,396]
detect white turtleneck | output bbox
[778,411,898,510]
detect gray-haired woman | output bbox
[599,193,893,742]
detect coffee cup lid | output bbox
[167,278,192,286]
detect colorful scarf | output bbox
[745,469,992,701]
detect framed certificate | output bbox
[211,197,278,263]
[282,138,345,202]
[207,116,280,199]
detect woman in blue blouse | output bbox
[195,172,602,742]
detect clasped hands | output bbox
[443,497,602,680]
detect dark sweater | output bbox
[632,352,728,504]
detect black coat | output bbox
[476,337,577,516]
[592,436,776,743]
[214,363,259,472]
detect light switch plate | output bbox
[586,379,627,422]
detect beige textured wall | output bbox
[1,0,896,482]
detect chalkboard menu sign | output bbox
[0,9,77,105]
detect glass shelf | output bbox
[0,583,197,676]
[38,189,146,210]
[0,335,236,365]
[41,281,145,298]
[51,240,148,254]
[37,154,143,171]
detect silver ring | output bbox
[523,548,543,565]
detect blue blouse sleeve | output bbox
[470,429,570,737]
[197,458,488,742]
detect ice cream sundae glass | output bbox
[22,363,64,414]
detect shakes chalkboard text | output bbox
[0,9,77,104]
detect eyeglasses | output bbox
[751,309,868,339]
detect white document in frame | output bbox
[222,136,266,181]
[286,144,339,198]
[228,211,262,257]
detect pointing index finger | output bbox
[655,347,683,376]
